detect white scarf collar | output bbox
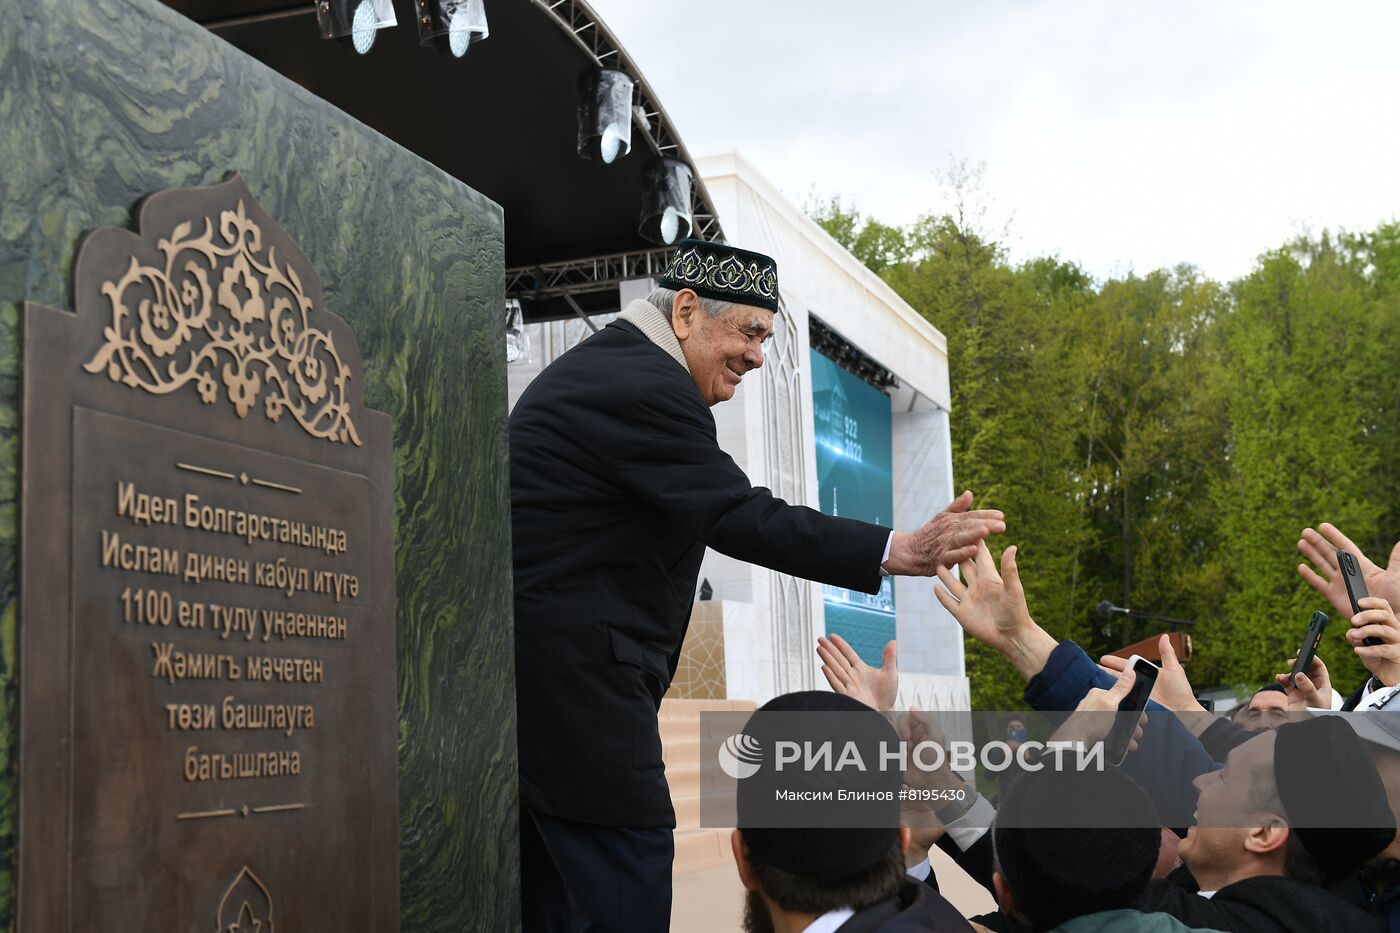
[617,299,690,374]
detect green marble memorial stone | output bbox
[0,0,516,928]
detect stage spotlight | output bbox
[416,0,490,58]
[577,68,635,164]
[638,158,693,245]
[317,0,397,55]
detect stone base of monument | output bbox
[661,698,756,875]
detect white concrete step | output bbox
[674,828,733,876]
[662,699,754,876]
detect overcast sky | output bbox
[590,0,1400,283]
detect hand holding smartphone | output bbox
[1104,655,1159,766]
[1289,610,1329,687]
[1338,549,1378,646]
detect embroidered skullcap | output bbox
[658,239,780,312]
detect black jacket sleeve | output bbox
[613,381,890,594]
[1199,717,1256,762]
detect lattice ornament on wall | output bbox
[761,299,816,693]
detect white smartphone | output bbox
[1104,654,1160,766]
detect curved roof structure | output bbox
[162,0,722,320]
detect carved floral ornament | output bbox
[83,191,362,445]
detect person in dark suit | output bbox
[510,239,1005,932]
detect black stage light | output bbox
[638,158,693,245]
[577,68,635,164]
[415,0,489,58]
[317,0,397,55]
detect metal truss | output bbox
[506,246,676,300]
[530,0,724,245]
[810,315,900,392]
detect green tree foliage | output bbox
[811,198,1400,709]
[807,194,912,275]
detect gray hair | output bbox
[647,286,738,320]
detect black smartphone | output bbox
[1290,610,1330,687]
[1104,655,1159,766]
[1338,549,1377,646]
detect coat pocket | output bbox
[609,628,672,706]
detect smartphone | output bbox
[1338,549,1377,646]
[1290,610,1330,686]
[1104,655,1159,766]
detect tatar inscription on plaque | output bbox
[19,175,397,932]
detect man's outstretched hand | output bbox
[882,491,1006,576]
[817,634,899,712]
[1100,633,1215,737]
[1296,523,1400,619]
[1050,666,1146,754]
[1100,634,1202,715]
[1276,652,1331,710]
[933,541,1057,681]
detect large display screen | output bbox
[810,349,895,666]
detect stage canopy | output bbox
[161,0,722,322]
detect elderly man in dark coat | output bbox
[510,239,1003,932]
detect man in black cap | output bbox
[1226,684,1290,733]
[1312,711,1400,925]
[988,765,1224,933]
[510,240,1006,932]
[1140,716,1394,933]
[732,691,971,932]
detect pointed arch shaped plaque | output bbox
[19,175,398,931]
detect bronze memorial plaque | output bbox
[19,176,398,931]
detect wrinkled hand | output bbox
[906,824,945,866]
[1100,634,1202,714]
[934,542,1056,680]
[934,542,1029,649]
[1348,596,1400,688]
[1276,653,1331,710]
[898,707,964,833]
[1297,524,1400,618]
[818,634,898,711]
[1051,666,1146,753]
[899,707,963,793]
[883,491,1006,576]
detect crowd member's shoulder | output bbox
[1145,875,1386,933]
[968,910,1030,933]
[1044,908,1229,932]
[1198,718,1254,762]
[835,878,972,932]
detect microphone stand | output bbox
[1119,609,1197,632]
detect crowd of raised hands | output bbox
[804,518,1400,933]
[814,516,1400,859]
[818,519,1400,719]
